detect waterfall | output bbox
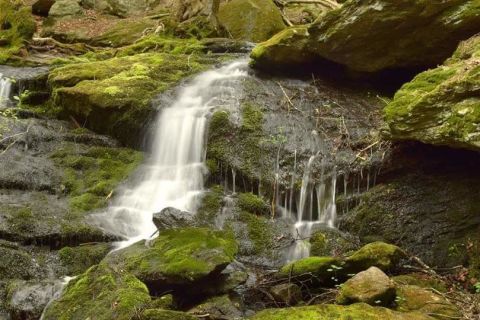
[90,60,248,248]
[0,73,12,108]
[286,155,337,262]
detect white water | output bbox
[91,60,248,248]
[0,73,12,108]
[285,154,337,262]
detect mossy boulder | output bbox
[49,0,83,18]
[58,243,112,275]
[392,274,447,293]
[250,303,435,320]
[395,285,461,320]
[277,256,340,281]
[344,242,405,274]
[384,35,480,151]
[141,309,197,320]
[251,0,480,73]
[42,264,151,320]
[188,295,243,319]
[0,243,40,280]
[218,0,286,42]
[48,53,216,146]
[104,228,238,287]
[0,0,36,64]
[237,192,270,216]
[336,267,396,306]
[309,229,358,257]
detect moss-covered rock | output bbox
[42,264,151,320]
[59,243,112,275]
[0,244,40,280]
[309,229,358,257]
[0,0,36,64]
[237,192,270,216]
[385,35,480,151]
[336,267,396,306]
[105,228,238,287]
[250,303,435,320]
[277,256,340,281]
[218,0,286,42]
[48,53,216,146]
[251,0,480,73]
[188,295,243,319]
[49,0,83,18]
[344,242,405,273]
[141,309,197,320]
[392,274,447,293]
[395,285,461,320]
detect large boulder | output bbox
[344,242,405,273]
[384,35,480,151]
[42,264,151,320]
[250,303,435,320]
[395,285,461,320]
[49,0,83,18]
[104,228,238,288]
[188,295,243,319]
[336,267,396,306]
[152,207,196,231]
[105,0,161,18]
[218,0,286,42]
[251,0,480,73]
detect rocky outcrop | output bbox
[251,0,480,73]
[217,0,286,42]
[153,207,196,231]
[336,267,396,306]
[384,35,480,151]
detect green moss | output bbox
[51,145,143,214]
[278,256,340,279]
[59,243,112,275]
[344,242,405,273]
[141,309,197,320]
[0,245,38,280]
[105,228,238,285]
[195,185,225,225]
[237,192,270,216]
[392,274,447,293]
[147,295,174,310]
[5,207,35,234]
[42,264,151,320]
[47,53,216,145]
[250,303,434,320]
[0,0,36,64]
[238,211,273,255]
[218,0,286,42]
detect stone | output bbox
[152,207,196,231]
[336,267,396,306]
[218,0,286,43]
[277,256,341,282]
[49,0,83,18]
[250,303,435,320]
[105,0,161,18]
[42,264,151,320]
[395,285,461,320]
[309,228,359,257]
[32,0,56,16]
[384,35,480,151]
[104,228,238,288]
[251,0,480,73]
[188,295,243,319]
[344,242,405,273]
[269,283,302,306]
[141,309,197,320]
[6,280,64,320]
[0,244,40,280]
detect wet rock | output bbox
[0,243,41,280]
[58,243,112,275]
[336,267,396,306]
[201,38,254,54]
[395,285,461,320]
[251,0,480,73]
[343,242,405,274]
[218,0,286,43]
[250,303,434,320]
[277,256,340,282]
[49,0,83,18]
[188,295,243,320]
[385,35,480,151]
[42,263,151,320]
[153,207,196,231]
[309,228,359,257]
[6,280,63,320]
[269,283,302,306]
[104,228,238,289]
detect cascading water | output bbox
[0,73,12,108]
[90,60,248,247]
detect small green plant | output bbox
[474,282,480,294]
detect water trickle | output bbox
[0,73,12,108]
[90,60,248,248]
